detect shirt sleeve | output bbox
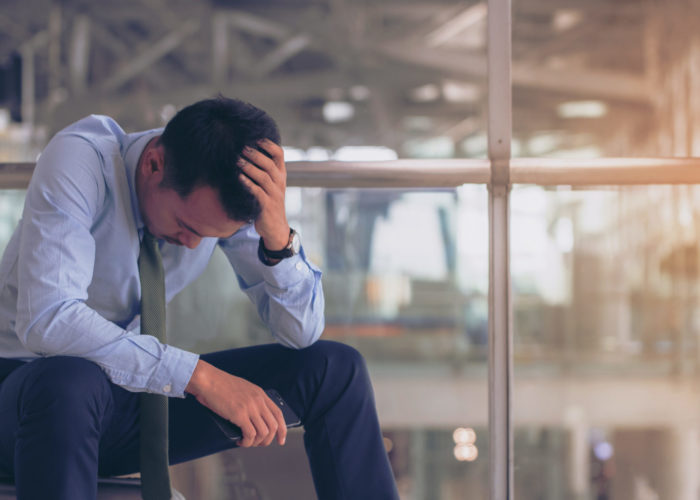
[15,133,199,397]
[218,225,325,348]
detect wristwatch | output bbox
[258,228,301,265]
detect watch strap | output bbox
[258,229,298,265]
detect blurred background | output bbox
[2,0,700,498]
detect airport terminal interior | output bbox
[2,0,700,498]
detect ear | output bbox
[143,143,166,183]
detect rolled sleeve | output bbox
[219,225,325,348]
[258,251,321,290]
[144,345,199,397]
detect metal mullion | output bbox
[487,1,513,500]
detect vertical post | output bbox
[212,14,229,87]
[48,3,62,100]
[69,15,91,95]
[20,45,35,127]
[487,0,512,499]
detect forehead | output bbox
[177,185,245,237]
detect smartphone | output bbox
[208,389,301,442]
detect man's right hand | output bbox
[185,359,287,447]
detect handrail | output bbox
[2,157,700,188]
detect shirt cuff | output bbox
[258,248,317,290]
[146,345,200,398]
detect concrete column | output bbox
[565,407,590,500]
[668,426,700,500]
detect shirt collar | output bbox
[122,128,163,231]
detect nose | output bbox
[179,231,202,249]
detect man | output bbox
[0,97,399,499]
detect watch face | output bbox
[290,231,301,254]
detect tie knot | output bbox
[142,229,157,249]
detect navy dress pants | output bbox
[0,340,399,500]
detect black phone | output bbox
[208,389,301,442]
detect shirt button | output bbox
[163,384,172,393]
[295,262,304,271]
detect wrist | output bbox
[258,228,301,266]
[261,226,291,251]
[185,359,213,396]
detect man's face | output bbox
[142,183,246,249]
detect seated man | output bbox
[0,97,399,499]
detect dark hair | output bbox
[159,96,281,221]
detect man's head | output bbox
[159,96,280,221]
[136,97,281,248]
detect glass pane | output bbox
[512,0,695,158]
[3,0,486,160]
[512,185,700,499]
[169,186,490,498]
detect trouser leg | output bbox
[0,356,116,500]
[167,341,400,500]
[0,341,400,500]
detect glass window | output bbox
[169,186,490,497]
[512,0,665,158]
[512,185,700,499]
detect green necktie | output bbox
[138,230,172,500]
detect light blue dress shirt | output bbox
[0,115,325,398]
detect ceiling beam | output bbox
[99,20,200,92]
[377,43,649,103]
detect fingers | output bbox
[241,142,285,177]
[237,394,283,448]
[239,420,257,448]
[255,139,284,166]
[266,397,287,446]
[238,156,278,196]
[250,414,270,447]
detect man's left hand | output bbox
[238,139,290,252]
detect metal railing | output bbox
[3,157,700,189]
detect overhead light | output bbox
[553,9,583,32]
[160,104,177,124]
[453,427,477,445]
[547,146,602,159]
[409,84,441,103]
[306,147,331,161]
[454,443,479,462]
[442,81,480,103]
[322,101,355,123]
[282,147,305,162]
[334,146,398,161]
[461,133,487,156]
[511,138,522,157]
[404,136,455,158]
[528,133,563,155]
[403,116,434,132]
[557,100,608,119]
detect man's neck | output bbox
[134,136,161,228]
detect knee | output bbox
[19,356,112,417]
[303,341,372,391]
